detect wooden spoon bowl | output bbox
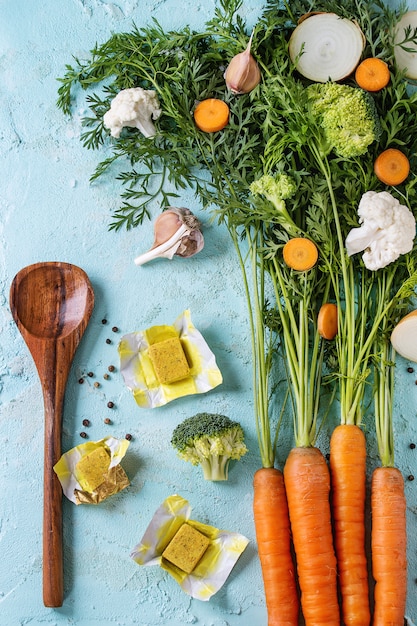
[9,262,94,607]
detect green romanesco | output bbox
[171,413,248,481]
[306,82,381,158]
[250,173,299,235]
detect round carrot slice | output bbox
[317,303,338,339]
[194,98,230,133]
[374,148,410,186]
[282,238,318,271]
[355,58,390,92]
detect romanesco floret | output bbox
[171,413,248,481]
[307,82,381,158]
[250,173,298,235]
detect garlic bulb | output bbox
[134,207,204,266]
[224,32,261,94]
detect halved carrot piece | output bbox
[374,148,410,186]
[194,98,230,133]
[355,58,390,92]
[283,237,318,271]
[318,303,338,339]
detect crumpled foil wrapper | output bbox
[53,436,130,505]
[130,494,249,601]
[118,309,223,409]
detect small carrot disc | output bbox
[355,58,390,92]
[374,148,410,186]
[194,98,230,133]
[317,303,338,339]
[283,237,318,271]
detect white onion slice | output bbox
[288,13,365,82]
[391,310,417,362]
[394,11,417,80]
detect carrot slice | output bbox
[283,238,318,271]
[194,98,230,133]
[317,303,338,339]
[374,148,410,185]
[355,58,390,91]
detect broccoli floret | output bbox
[250,173,299,235]
[171,413,248,481]
[306,82,381,158]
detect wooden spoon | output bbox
[9,262,94,607]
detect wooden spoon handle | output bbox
[42,383,65,607]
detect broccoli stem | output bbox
[200,456,230,481]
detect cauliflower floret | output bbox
[103,87,161,138]
[345,190,416,271]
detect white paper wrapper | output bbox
[130,494,249,601]
[53,436,130,504]
[118,309,223,408]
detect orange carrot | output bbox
[330,424,371,626]
[282,237,318,271]
[374,148,410,186]
[317,302,338,339]
[355,58,390,92]
[253,468,299,626]
[194,98,230,133]
[284,446,340,625]
[371,466,407,626]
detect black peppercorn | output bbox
[103,373,109,380]
[107,401,114,409]
[80,431,87,438]
[78,378,84,384]
[108,365,115,372]
[82,419,90,427]
[410,443,416,449]
[408,475,414,481]
[87,371,94,377]
[125,433,132,441]
[407,367,414,373]
[102,319,107,324]
[104,417,111,424]
[112,326,119,333]
[106,338,112,344]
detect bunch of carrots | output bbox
[189,14,414,626]
[243,9,417,626]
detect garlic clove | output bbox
[175,227,205,258]
[151,210,184,248]
[134,224,191,265]
[224,31,261,95]
[134,207,204,266]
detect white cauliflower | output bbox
[103,87,161,138]
[345,190,416,271]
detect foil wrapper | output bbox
[118,309,222,408]
[53,436,130,505]
[130,494,249,601]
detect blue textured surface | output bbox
[0,1,416,624]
